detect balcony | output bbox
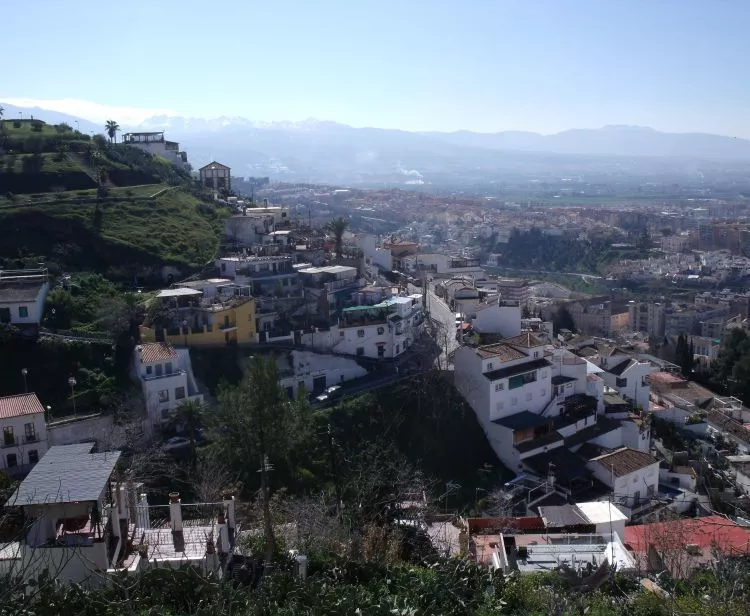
[141,370,185,382]
[24,434,39,444]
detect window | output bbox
[6,454,17,468]
[509,371,537,389]
[487,362,494,370]
[356,347,364,356]
[146,365,153,375]
[646,484,655,496]
[18,306,28,318]
[357,329,365,338]
[377,327,385,335]
[155,364,163,377]
[495,382,504,392]
[24,423,36,442]
[615,377,628,388]
[533,351,539,358]
[339,330,345,337]
[395,344,400,354]
[526,392,533,401]
[165,362,173,374]
[2,427,13,447]
[633,491,641,507]
[175,387,186,400]
[28,450,38,464]
[158,389,169,403]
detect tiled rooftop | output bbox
[138,343,178,363]
[0,393,45,420]
[589,447,659,477]
[475,343,526,361]
[503,332,544,348]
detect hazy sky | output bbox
[2,0,749,136]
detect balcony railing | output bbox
[142,370,185,382]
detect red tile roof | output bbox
[624,515,750,556]
[503,332,544,349]
[589,447,659,477]
[0,393,45,419]
[475,343,526,362]
[138,343,178,364]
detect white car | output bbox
[162,436,191,452]
[315,385,342,403]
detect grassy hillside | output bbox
[0,119,229,281]
[0,187,227,276]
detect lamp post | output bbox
[21,368,28,393]
[68,376,77,414]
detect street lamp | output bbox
[21,368,28,393]
[68,376,77,414]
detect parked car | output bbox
[315,385,342,403]
[162,436,191,452]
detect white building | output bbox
[303,294,424,360]
[595,353,654,411]
[587,447,660,511]
[0,393,49,475]
[404,253,485,278]
[277,350,368,398]
[217,255,300,295]
[120,131,188,168]
[0,269,50,327]
[472,299,522,337]
[132,343,203,431]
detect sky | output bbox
[2,0,750,136]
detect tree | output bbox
[168,399,206,463]
[0,105,4,120]
[552,306,576,334]
[675,333,694,377]
[104,120,119,143]
[327,217,349,259]
[215,356,309,569]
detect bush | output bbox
[12,121,20,128]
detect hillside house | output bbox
[0,393,49,475]
[199,161,231,192]
[587,447,660,512]
[132,343,203,432]
[120,132,188,168]
[0,269,50,329]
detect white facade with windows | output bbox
[132,343,203,431]
[0,394,49,475]
[0,269,50,327]
[597,355,653,411]
[587,447,660,511]
[302,295,424,360]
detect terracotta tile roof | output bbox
[589,447,659,477]
[503,332,544,349]
[475,343,526,362]
[624,515,750,556]
[138,343,178,364]
[707,411,750,445]
[0,393,45,419]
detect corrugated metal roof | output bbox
[138,343,178,363]
[7,443,121,506]
[0,393,45,420]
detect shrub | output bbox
[12,121,20,128]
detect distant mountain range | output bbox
[4,101,750,186]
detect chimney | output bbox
[169,492,183,532]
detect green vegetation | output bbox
[695,328,750,405]
[498,227,629,274]
[0,274,142,416]
[0,119,228,279]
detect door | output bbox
[312,376,327,394]
[0,308,10,324]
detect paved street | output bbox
[426,289,459,368]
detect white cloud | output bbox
[0,97,184,125]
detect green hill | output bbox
[0,119,229,281]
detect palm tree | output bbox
[327,217,349,259]
[105,119,119,144]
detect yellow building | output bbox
[140,294,256,347]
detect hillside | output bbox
[0,119,228,280]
